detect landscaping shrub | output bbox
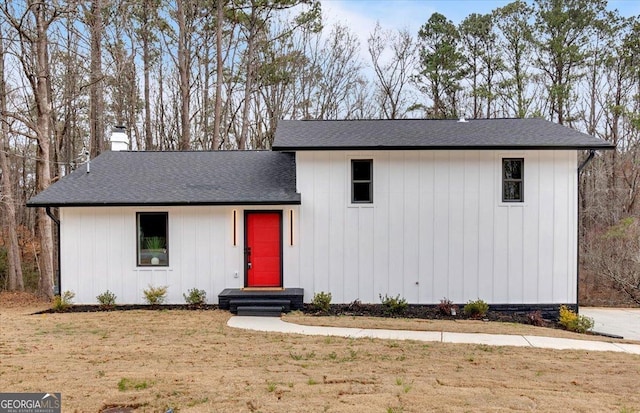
[379,294,408,315]
[438,298,458,316]
[311,291,332,312]
[52,290,75,312]
[463,299,489,318]
[143,285,168,305]
[558,305,594,333]
[526,310,545,327]
[96,290,117,309]
[183,288,207,305]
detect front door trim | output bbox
[244,210,283,288]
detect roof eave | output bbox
[272,144,616,151]
[26,199,302,208]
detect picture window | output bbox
[137,212,168,266]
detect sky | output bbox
[314,0,640,116]
[319,0,640,50]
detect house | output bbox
[27,119,613,313]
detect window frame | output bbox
[502,158,524,203]
[351,159,373,204]
[136,212,169,267]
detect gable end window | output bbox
[502,158,524,202]
[137,212,169,266]
[351,159,373,203]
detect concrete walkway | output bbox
[580,307,640,341]
[227,316,640,355]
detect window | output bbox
[502,158,524,202]
[137,212,168,266]
[351,159,373,203]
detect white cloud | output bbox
[320,0,436,44]
[319,0,436,75]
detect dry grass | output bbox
[1,294,639,412]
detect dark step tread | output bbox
[229,299,290,306]
[217,288,304,311]
[229,299,291,313]
[229,298,291,308]
[236,306,284,317]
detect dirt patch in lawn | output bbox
[1,304,639,412]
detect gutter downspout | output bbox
[576,149,596,314]
[45,206,61,295]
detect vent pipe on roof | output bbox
[110,126,129,151]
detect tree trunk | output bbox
[32,0,55,298]
[143,0,153,150]
[89,0,104,158]
[0,29,24,291]
[177,0,191,150]
[212,0,224,150]
[239,6,258,150]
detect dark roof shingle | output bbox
[272,118,614,150]
[28,151,300,207]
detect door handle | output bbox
[247,262,252,269]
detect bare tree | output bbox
[367,23,416,119]
[52,3,83,176]
[175,0,197,150]
[583,217,640,305]
[134,0,161,150]
[2,0,60,297]
[313,23,366,119]
[85,0,105,157]
[212,0,226,150]
[0,27,24,291]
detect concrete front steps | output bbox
[218,288,303,317]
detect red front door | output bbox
[245,211,282,287]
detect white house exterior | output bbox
[28,119,613,309]
[291,149,578,305]
[56,205,301,305]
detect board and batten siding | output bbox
[60,205,299,304]
[294,150,578,305]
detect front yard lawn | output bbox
[1,294,639,412]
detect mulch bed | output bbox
[32,301,543,327]
[4,290,549,328]
[301,302,536,324]
[33,303,219,314]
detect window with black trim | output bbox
[502,158,523,202]
[137,212,168,266]
[351,159,373,203]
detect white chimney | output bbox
[110,126,129,151]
